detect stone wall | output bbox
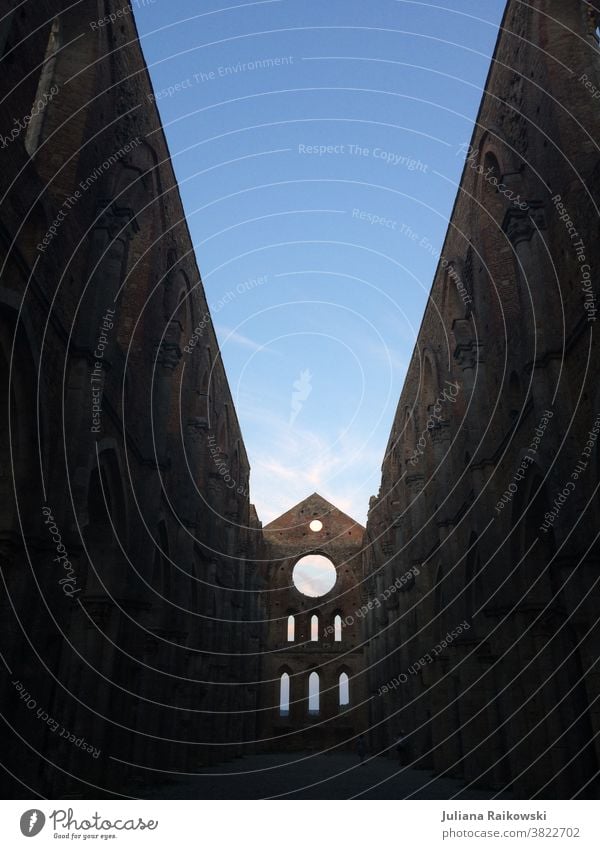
[0,0,264,797]
[364,0,600,798]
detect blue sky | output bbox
[134,0,506,525]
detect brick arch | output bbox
[421,348,440,407]
[441,256,471,325]
[475,129,520,186]
[76,438,127,532]
[174,270,195,334]
[475,135,525,245]
[104,139,159,205]
[291,547,338,565]
[160,259,194,327]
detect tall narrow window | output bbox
[339,672,350,709]
[279,673,290,716]
[25,17,61,156]
[334,614,342,642]
[287,615,295,642]
[308,671,319,715]
[310,614,319,642]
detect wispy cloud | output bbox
[241,398,382,525]
[215,325,274,353]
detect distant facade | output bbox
[258,494,368,750]
[363,0,600,798]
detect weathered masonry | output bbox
[363,0,600,798]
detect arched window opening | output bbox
[339,672,350,709]
[480,151,509,222]
[287,615,295,642]
[308,671,319,715]
[483,152,501,192]
[164,283,190,355]
[422,355,436,408]
[279,673,290,716]
[25,17,62,156]
[310,614,319,642]
[334,615,342,642]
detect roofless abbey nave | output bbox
[1,0,600,800]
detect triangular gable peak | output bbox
[264,492,365,535]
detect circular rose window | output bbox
[309,520,323,532]
[292,554,337,597]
